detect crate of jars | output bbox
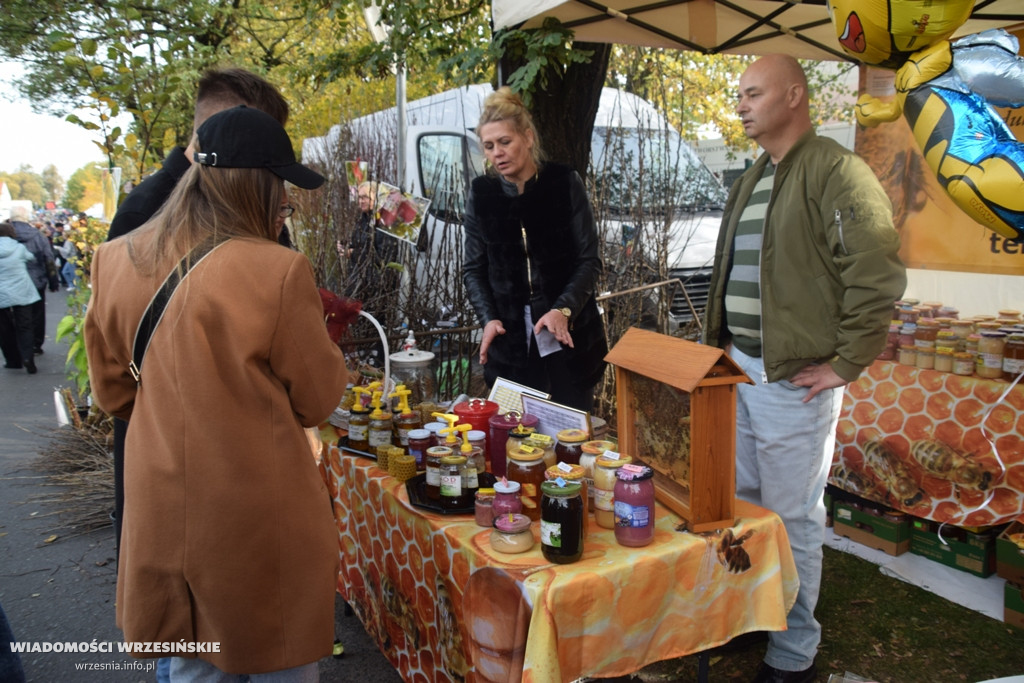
[604,328,752,533]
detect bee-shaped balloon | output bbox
[827,1,1024,240]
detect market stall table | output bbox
[832,360,1024,526]
[323,447,799,683]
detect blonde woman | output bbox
[462,87,607,411]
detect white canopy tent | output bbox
[492,0,1024,62]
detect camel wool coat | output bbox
[85,232,348,674]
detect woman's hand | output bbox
[534,309,574,348]
[479,319,506,364]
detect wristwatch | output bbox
[556,307,572,319]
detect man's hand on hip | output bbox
[790,363,848,402]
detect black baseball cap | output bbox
[193,105,325,189]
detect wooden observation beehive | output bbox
[605,328,752,532]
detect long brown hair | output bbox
[128,139,283,275]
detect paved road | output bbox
[0,289,402,682]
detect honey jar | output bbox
[507,445,547,520]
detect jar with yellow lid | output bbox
[935,330,957,352]
[505,424,536,462]
[934,346,954,373]
[424,446,452,501]
[915,348,935,370]
[546,462,589,520]
[976,331,1006,379]
[524,433,555,468]
[593,454,632,529]
[953,352,975,376]
[898,344,917,366]
[554,428,589,465]
[507,445,547,520]
[579,439,616,511]
[965,333,981,357]
[950,320,974,342]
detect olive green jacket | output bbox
[703,131,907,383]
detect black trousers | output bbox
[113,417,126,567]
[0,306,34,367]
[30,287,45,351]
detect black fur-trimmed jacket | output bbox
[462,163,607,387]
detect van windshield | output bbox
[590,127,726,214]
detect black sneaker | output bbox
[750,662,817,683]
[34,347,44,355]
[4,363,23,369]
[25,359,37,375]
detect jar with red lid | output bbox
[453,398,499,458]
[554,428,588,465]
[507,445,546,520]
[614,464,656,547]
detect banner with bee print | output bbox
[832,360,1024,527]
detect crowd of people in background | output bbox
[0,206,92,373]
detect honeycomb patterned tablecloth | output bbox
[322,447,798,683]
[832,360,1024,526]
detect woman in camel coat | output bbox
[85,106,348,680]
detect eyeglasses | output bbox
[279,205,295,218]
[358,195,371,200]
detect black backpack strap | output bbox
[129,241,221,384]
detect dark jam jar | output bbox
[554,428,588,465]
[540,480,584,564]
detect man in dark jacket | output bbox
[107,68,291,571]
[9,206,55,355]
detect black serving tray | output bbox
[337,438,376,459]
[405,472,496,515]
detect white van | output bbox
[302,84,726,329]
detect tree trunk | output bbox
[499,42,611,181]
